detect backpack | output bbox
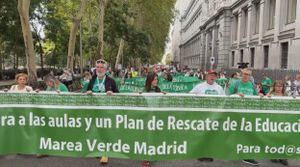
[233,80,256,94]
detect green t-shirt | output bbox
[262,77,272,94]
[92,78,106,92]
[229,80,258,95]
[46,83,69,92]
[81,80,90,93]
[227,78,239,94]
[216,78,228,88]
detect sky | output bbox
[162,0,191,64]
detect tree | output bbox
[164,53,173,65]
[66,0,88,70]
[131,0,176,63]
[43,0,74,68]
[97,0,108,59]
[115,39,124,70]
[0,0,25,75]
[17,0,37,86]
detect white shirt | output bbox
[10,85,33,92]
[294,80,300,95]
[190,82,225,95]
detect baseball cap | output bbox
[207,69,218,75]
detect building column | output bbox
[197,36,201,67]
[205,32,209,70]
[247,2,253,44]
[237,9,242,45]
[200,32,206,70]
[258,0,265,44]
[273,0,281,41]
[295,0,300,37]
[205,30,211,69]
[211,27,216,64]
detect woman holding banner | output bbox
[141,72,165,167]
[44,75,69,93]
[10,73,33,92]
[267,80,286,97]
[144,72,161,93]
[266,80,288,166]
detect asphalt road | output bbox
[1,155,300,167]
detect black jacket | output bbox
[87,75,119,93]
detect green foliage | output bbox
[0,0,176,70]
[131,0,176,63]
[103,0,152,66]
[102,0,176,66]
[0,0,24,66]
[42,0,77,68]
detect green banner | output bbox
[158,82,201,93]
[172,76,199,83]
[115,77,204,93]
[115,76,228,93]
[1,92,300,160]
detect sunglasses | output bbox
[96,59,107,64]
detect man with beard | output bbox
[86,59,119,164]
[87,59,119,95]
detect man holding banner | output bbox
[87,59,119,95]
[190,69,224,162]
[86,59,119,164]
[190,69,224,95]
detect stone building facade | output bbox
[177,0,300,70]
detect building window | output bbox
[242,8,248,38]
[281,42,288,69]
[232,51,235,67]
[287,0,297,23]
[254,2,260,34]
[268,0,276,29]
[264,45,269,68]
[250,48,255,67]
[240,50,244,63]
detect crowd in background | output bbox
[5,60,300,167]
[6,61,300,97]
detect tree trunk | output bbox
[39,41,44,76]
[66,0,88,70]
[97,0,108,59]
[17,0,37,87]
[13,53,16,72]
[115,39,124,70]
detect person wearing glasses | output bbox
[87,59,119,95]
[229,68,263,166]
[228,69,263,97]
[86,59,119,164]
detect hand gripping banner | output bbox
[0,92,300,160]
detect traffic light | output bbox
[237,62,249,69]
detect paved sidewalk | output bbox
[0,155,299,167]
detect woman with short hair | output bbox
[10,73,33,92]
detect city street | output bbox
[1,155,300,167]
[1,0,300,166]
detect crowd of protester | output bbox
[5,59,300,167]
